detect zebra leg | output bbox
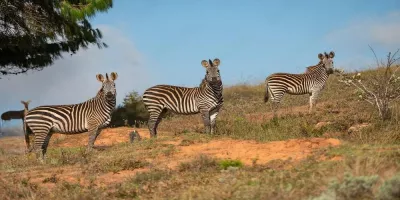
[270,92,283,118]
[87,128,101,151]
[210,111,219,134]
[148,108,165,138]
[270,100,281,118]
[24,133,30,154]
[33,130,53,162]
[201,111,211,134]
[148,117,162,138]
[309,91,320,114]
[22,119,31,153]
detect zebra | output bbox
[264,51,335,116]
[24,72,118,160]
[143,58,223,137]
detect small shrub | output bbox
[102,158,148,173]
[299,122,325,137]
[131,170,170,184]
[377,173,400,200]
[179,139,195,146]
[311,172,379,200]
[219,159,243,170]
[42,174,58,183]
[338,47,400,121]
[178,154,218,172]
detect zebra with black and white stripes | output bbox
[24,72,118,160]
[264,51,335,115]
[143,58,223,137]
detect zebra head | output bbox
[96,72,118,100]
[201,58,221,83]
[318,51,335,74]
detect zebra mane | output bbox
[305,61,324,73]
[199,78,207,90]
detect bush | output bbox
[110,90,149,127]
[311,172,379,200]
[131,170,171,184]
[377,173,400,200]
[178,154,218,172]
[219,159,243,170]
[338,47,400,121]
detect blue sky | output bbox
[1,0,400,127]
[91,0,400,85]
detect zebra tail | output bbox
[264,82,269,103]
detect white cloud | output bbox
[325,11,400,70]
[0,25,152,115]
[326,11,400,49]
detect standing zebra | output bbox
[264,51,335,115]
[24,72,118,160]
[143,58,223,137]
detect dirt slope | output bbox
[0,127,340,187]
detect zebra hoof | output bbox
[36,155,45,164]
[24,149,32,154]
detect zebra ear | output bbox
[318,53,324,60]
[201,60,210,68]
[110,72,118,81]
[212,58,220,67]
[96,74,105,82]
[329,51,335,58]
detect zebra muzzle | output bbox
[106,92,114,98]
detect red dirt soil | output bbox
[0,127,341,187]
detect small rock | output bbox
[348,123,370,134]
[129,130,141,143]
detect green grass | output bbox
[219,159,244,170]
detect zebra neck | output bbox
[310,64,330,81]
[93,93,116,110]
[201,79,223,96]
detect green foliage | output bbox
[0,0,112,77]
[123,91,149,122]
[60,0,113,21]
[110,90,149,127]
[377,173,400,200]
[219,159,243,170]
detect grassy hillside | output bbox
[0,67,399,200]
[160,68,400,144]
